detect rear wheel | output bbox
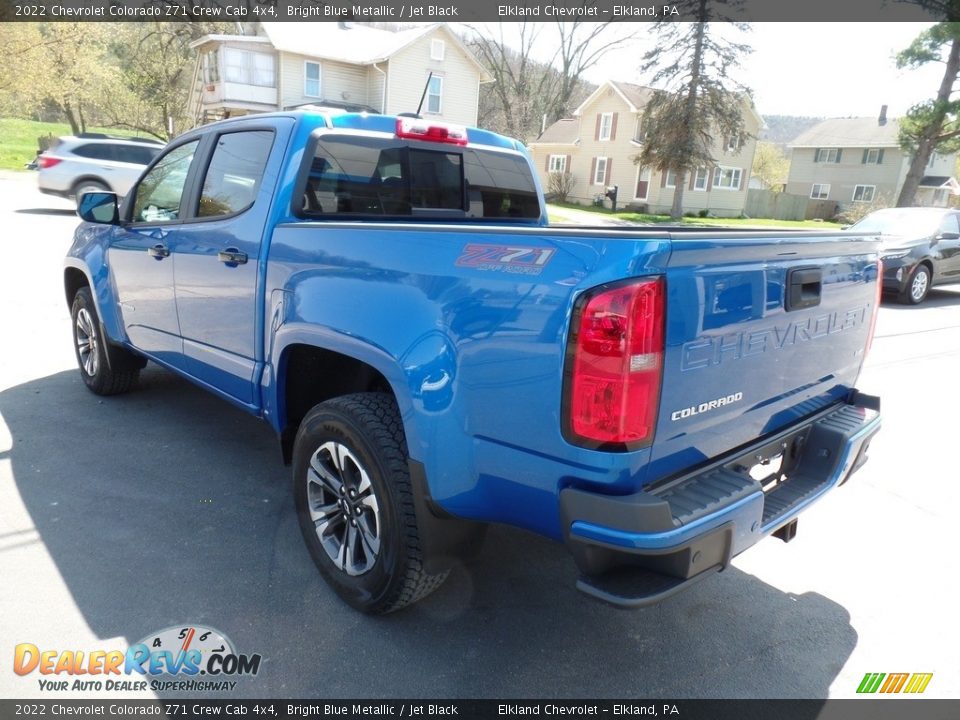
[71,287,139,395]
[293,393,447,613]
[900,264,931,305]
[72,180,109,209]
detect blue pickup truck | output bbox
[65,111,881,613]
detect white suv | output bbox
[37,135,163,205]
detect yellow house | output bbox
[529,80,763,217]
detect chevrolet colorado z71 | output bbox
[65,111,881,613]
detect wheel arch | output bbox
[273,337,415,466]
[69,175,112,195]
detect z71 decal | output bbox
[456,244,556,275]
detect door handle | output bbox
[148,244,170,259]
[218,248,248,265]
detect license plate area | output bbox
[724,425,811,494]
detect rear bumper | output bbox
[560,391,881,607]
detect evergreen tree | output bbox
[635,2,752,218]
[895,22,960,207]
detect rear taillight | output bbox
[37,155,62,169]
[564,278,665,449]
[395,117,468,145]
[865,259,882,358]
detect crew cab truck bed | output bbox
[65,111,881,613]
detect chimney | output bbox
[879,105,888,126]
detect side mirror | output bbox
[936,231,960,240]
[77,192,119,224]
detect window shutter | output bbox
[708,167,716,188]
[862,149,868,164]
[545,155,550,172]
[605,158,612,185]
[611,113,618,141]
[739,169,745,190]
[878,149,884,164]
[590,157,597,184]
[689,170,696,190]
[565,154,571,171]
[814,148,820,163]
[836,149,843,163]
[661,170,668,188]
[595,114,601,141]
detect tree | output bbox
[634,2,753,218]
[751,142,789,191]
[466,22,636,142]
[895,22,960,207]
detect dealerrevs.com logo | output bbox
[13,625,262,693]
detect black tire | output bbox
[293,393,447,614]
[70,287,140,395]
[900,264,931,305]
[72,180,109,208]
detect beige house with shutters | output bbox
[785,109,960,209]
[187,22,491,128]
[529,80,762,217]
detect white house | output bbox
[188,22,492,127]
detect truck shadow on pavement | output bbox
[2,368,856,701]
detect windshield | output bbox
[849,208,944,237]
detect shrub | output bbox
[546,171,576,204]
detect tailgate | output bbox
[647,231,880,483]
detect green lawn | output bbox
[548,202,844,230]
[0,118,146,171]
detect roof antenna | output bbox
[414,72,433,118]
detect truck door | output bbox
[107,138,201,362]
[167,124,285,408]
[935,212,960,279]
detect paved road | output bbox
[1,170,958,700]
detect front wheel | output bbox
[71,287,139,395]
[293,393,448,614]
[900,264,931,305]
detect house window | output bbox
[633,116,643,142]
[864,148,882,164]
[635,166,650,200]
[810,183,830,200]
[202,50,219,83]
[665,169,678,188]
[426,75,443,114]
[726,135,740,152]
[713,166,742,190]
[224,49,275,87]
[593,157,608,185]
[934,188,950,205]
[304,61,321,98]
[598,113,613,141]
[815,148,840,163]
[852,185,876,203]
[431,39,445,61]
[928,152,938,168]
[693,167,709,191]
[548,155,567,173]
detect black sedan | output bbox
[848,207,960,304]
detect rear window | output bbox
[71,143,114,161]
[299,135,540,221]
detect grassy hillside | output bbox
[0,118,149,171]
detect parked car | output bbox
[847,206,960,304]
[37,134,163,207]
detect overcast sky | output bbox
[463,22,944,119]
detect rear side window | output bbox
[198,130,274,218]
[300,135,539,220]
[939,214,960,235]
[71,143,114,161]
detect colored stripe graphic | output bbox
[880,673,909,693]
[857,672,933,694]
[903,673,933,694]
[857,673,885,693]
